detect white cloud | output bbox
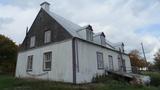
[0,0,160,62]
[0,3,38,43]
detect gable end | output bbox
[20,8,73,51]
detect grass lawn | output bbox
[0,75,159,90]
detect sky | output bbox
[0,0,160,62]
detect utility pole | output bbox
[141,42,147,62]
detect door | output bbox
[108,55,113,70]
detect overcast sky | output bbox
[0,0,160,62]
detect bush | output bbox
[92,74,130,88]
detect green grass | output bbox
[0,75,159,90]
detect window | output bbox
[27,55,33,71]
[100,36,106,46]
[97,52,104,69]
[43,52,52,71]
[30,36,35,47]
[44,30,51,43]
[118,55,122,71]
[108,55,114,70]
[86,30,93,41]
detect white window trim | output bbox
[30,36,35,48]
[27,55,33,72]
[44,30,51,43]
[108,55,114,70]
[97,52,104,69]
[86,30,93,41]
[43,52,52,71]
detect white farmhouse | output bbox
[15,2,132,84]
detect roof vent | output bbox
[40,1,50,11]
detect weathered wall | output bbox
[15,40,73,83]
[75,39,131,83]
[20,8,72,51]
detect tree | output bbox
[129,49,148,71]
[0,34,18,75]
[154,49,160,70]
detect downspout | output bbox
[72,37,76,84]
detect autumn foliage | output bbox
[129,50,148,69]
[154,49,160,70]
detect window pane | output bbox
[45,62,51,69]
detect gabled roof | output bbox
[42,8,125,53]
[43,9,82,37]
[93,32,105,37]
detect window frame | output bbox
[100,36,106,46]
[86,29,93,41]
[118,55,122,70]
[108,55,114,70]
[30,36,36,48]
[26,55,33,72]
[96,52,104,70]
[44,30,51,44]
[43,52,52,71]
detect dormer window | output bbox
[100,33,106,46]
[86,30,93,41]
[44,30,51,43]
[30,36,35,48]
[93,32,106,46]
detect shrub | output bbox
[91,74,129,88]
[143,72,160,86]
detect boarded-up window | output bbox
[97,52,104,69]
[43,52,52,71]
[30,36,35,47]
[44,30,51,43]
[27,55,33,71]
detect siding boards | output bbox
[20,8,72,51]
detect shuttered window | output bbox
[44,30,51,43]
[27,55,33,71]
[43,52,52,71]
[30,36,35,47]
[97,52,104,69]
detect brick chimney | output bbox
[40,1,50,11]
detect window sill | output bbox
[43,69,51,71]
[26,69,32,72]
[97,68,104,70]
